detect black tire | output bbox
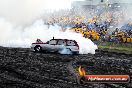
[34,45,42,52]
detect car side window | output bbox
[57,40,66,45]
[49,40,57,45]
[67,41,75,46]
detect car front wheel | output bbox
[34,46,42,52]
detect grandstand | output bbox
[72,0,132,9]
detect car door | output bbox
[56,40,66,51]
[48,39,58,51]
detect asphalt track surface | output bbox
[0,46,131,88]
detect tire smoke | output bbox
[0,19,97,54]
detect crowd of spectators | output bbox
[42,5,132,43]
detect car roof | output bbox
[50,39,76,42]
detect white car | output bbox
[31,38,79,54]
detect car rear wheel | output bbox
[34,46,42,52]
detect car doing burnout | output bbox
[31,38,79,54]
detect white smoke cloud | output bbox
[0,0,98,54]
[0,0,76,25]
[0,0,47,25]
[24,20,98,54]
[0,18,97,54]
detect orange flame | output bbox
[78,66,86,76]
